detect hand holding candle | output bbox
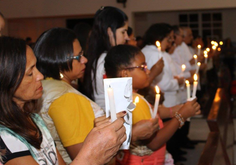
[192,74,198,98]
[107,85,117,122]
[153,86,160,118]
[156,41,161,51]
[185,80,190,100]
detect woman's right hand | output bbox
[77,114,126,165]
[131,116,159,142]
[152,57,164,76]
[178,98,201,120]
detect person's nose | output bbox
[81,55,88,64]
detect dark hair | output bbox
[127,26,133,37]
[172,25,181,35]
[34,27,77,80]
[0,12,4,18]
[105,45,141,78]
[0,36,41,149]
[73,22,92,52]
[82,6,128,100]
[143,23,172,45]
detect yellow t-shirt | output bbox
[132,93,152,125]
[48,92,95,147]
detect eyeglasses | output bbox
[166,36,174,43]
[67,50,84,62]
[124,63,148,72]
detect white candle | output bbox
[197,44,201,56]
[195,62,201,74]
[193,54,198,66]
[107,85,117,122]
[204,51,208,64]
[181,64,186,75]
[156,41,161,51]
[192,74,198,98]
[185,80,190,100]
[153,86,160,118]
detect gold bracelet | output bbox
[174,112,184,128]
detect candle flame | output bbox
[155,86,160,94]
[197,45,201,49]
[217,47,221,51]
[185,80,189,85]
[156,41,161,48]
[181,64,186,71]
[219,41,223,45]
[197,62,201,66]
[211,41,215,45]
[193,74,198,81]
[214,42,218,47]
[206,48,210,52]
[134,96,139,104]
[204,53,208,58]
[193,54,198,59]
[212,45,216,50]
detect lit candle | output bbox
[156,41,161,51]
[214,42,218,47]
[193,54,198,66]
[134,96,139,106]
[206,48,210,52]
[195,62,201,74]
[197,44,201,56]
[192,74,198,98]
[153,86,160,118]
[107,85,117,122]
[185,80,190,100]
[211,41,215,45]
[212,45,216,52]
[181,64,186,72]
[204,51,208,64]
[219,41,223,45]
[217,47,221,51]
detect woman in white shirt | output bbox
[142,23,184,107]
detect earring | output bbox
[60,73,64,79]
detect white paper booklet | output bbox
[104,77,133,149]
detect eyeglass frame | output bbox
[123,63,148,72]
[67,50,84,62]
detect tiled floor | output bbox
[180,117,236,165]
[178,117,210,165]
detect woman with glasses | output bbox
[0,36,127,165]
[142,23,192,164]
[104,45,201,165]
[142,23,184,108]
[34,27,127,164]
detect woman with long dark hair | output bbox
[82,6,129,110]
[0,36,126,165]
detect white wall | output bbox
[1,0,236,41]
[1,0,236,26]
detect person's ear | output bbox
[120,69,129,77]
[107,27,114,38]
